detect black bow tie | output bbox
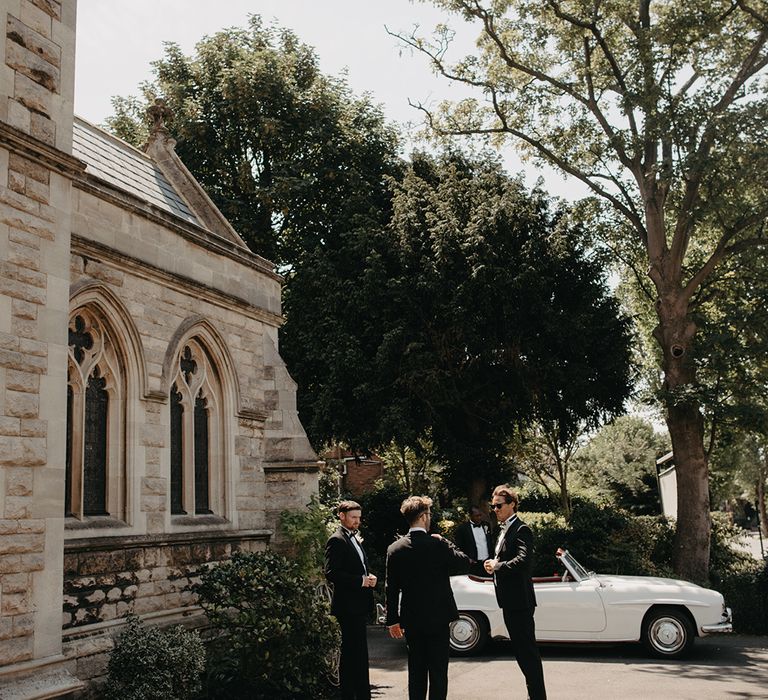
[472,523,484,528]
[345,529,359,537]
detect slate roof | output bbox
[72,117,199,226]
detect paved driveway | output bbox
[368,627,768,699]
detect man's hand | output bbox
[363,574,377,588]
[388,623,404,639]
[483,558,499,574]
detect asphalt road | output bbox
[367,627,768,699]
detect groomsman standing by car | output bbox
[453,505,494,576]
[484,485,547,700]
[385,496,471,700]
[325,500,377,700]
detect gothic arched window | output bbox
[66,310,125,520]
[169,341,223,516]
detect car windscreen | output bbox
[561,551,592,580]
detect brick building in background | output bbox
[0,1,319,695]
[325,446,384,498]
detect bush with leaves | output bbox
[104,614,204,700]
[196,550,340,699]
[279,494,337,581]
[713,557,768,635]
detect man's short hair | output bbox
[491,485,519,509]
[400,495,433,526]
[338,500,361,514]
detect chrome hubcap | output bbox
[450,616,479,649]
[650,617,685,652]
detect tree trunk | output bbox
[469,476,488,514]
[758,458,768,539]
[654,287,711,583]
[559,479,571,521]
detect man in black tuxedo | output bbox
[453,505,494,576]
[385,495,470,700]
[325,500,377,700]
[484,485,547,700]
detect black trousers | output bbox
[502,607,547,700]
[336,613,370,700]
[404,625,450,700]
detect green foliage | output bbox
[359,152,632,494]
[709,513,768,634]
[107,17,399,266]
[573,416,669,515]
[357,481,410,587]
[104,614,204,700]
[279,495,337,581]
[527,501,675,578]
[713,558,768,635]
[196,550,340,699]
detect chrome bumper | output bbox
[701,607,733,634]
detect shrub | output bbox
[104,614,204,700]
[279,494,337,581]
[196,550,340,699]
[713,557,768,635]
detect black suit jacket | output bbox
[325,527,374,618]
[493,517,537,611]
[454,520,493,562]
[385,531,470,633]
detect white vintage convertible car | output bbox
[448,548,732,658]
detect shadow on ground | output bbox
[368,625,768,697]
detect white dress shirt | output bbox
[494,514,518,556]
[342,527,367,575]
[471,523,490,561]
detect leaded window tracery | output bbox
[169,340,222,516]
[66,310,124,520]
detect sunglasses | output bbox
[490,503,506,510]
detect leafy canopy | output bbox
[290,150,634,491]
[107,16,400,266]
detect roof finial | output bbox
[148,98,171,132]
[145,98,176,151]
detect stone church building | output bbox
[0,0,319,694]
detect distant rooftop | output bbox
[72,117,199,226]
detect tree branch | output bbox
[670,25,768,269]
[545,0,640,140]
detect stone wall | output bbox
[1,0,78,673]
[59,530,268,688]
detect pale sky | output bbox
[74,0,580,198]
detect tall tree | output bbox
[399,0,768,580]
[376,152,633,503]
[107,16,400,266]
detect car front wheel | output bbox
[642,607,695,658]
[449,612,489,656]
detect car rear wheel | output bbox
[449,612,489,656]
[642,607,695,658]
